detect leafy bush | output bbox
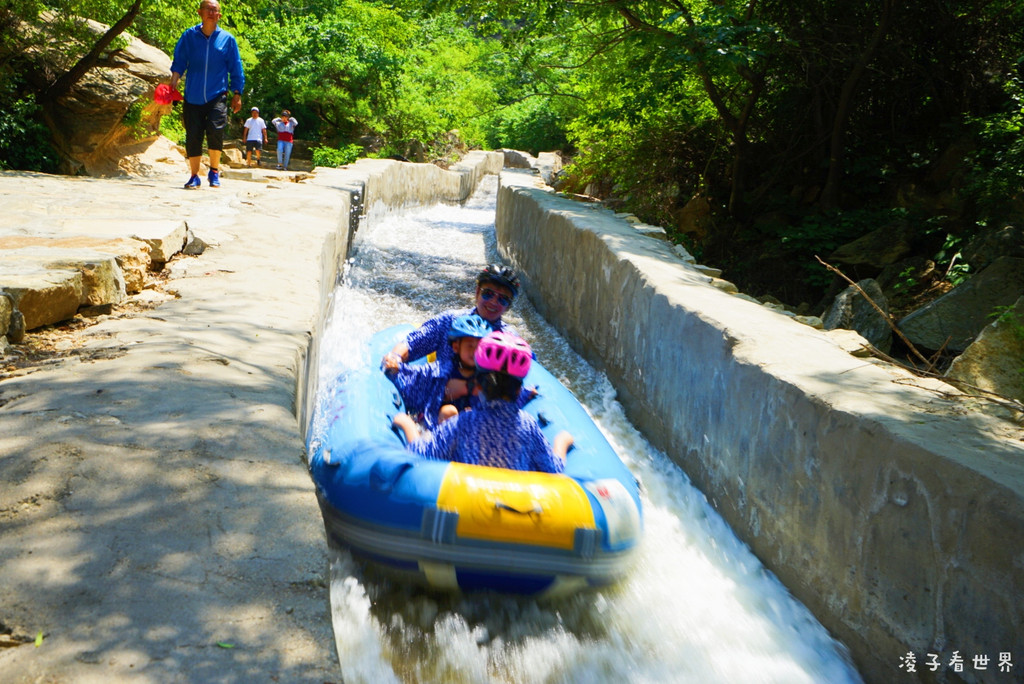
[484,98,567,155]
[312,144,363,168]
[958,74,1024,230]
[932,232,971,286]
[766,207,911,291]
[990,305,1024,342]
[158,109,186,146]
[121,100,151,141]
[0,82,59,173]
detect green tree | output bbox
[1,0,144,167]
[245,1,410,142]
[382,11,502,156]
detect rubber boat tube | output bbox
[308,325,643,597]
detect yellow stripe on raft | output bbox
[437,463,596,549]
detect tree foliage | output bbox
[2,0,1023,306]
[430,0,1024,302]
[246,3,410,143]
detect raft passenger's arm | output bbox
[384,341,409,367]
[552,431,574,461]
[392,413,420,443]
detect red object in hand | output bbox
[154,84,183,105]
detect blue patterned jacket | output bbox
[409,399,563,473]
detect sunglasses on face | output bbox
[480,288,512,307]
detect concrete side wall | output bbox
[343,152,504,213]
[495,170,1024,684]
[298,152,504,440]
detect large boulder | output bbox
[56,20,172,175]
[829,221,915,269]
[11,13,173,175]
[898,257,1024,352]
[822,278,892,352]
[962,224,1024,272]
[672,195,713,241]
[945,296,1024,402]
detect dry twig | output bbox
[815,255,936,370]
[859,344,1024,415]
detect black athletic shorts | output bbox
[245,139,263,152]
[183,92,229,158]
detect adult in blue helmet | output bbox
[384,264,520,371]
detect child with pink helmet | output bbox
[393,331,572,472]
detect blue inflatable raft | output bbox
[308,325,643,597]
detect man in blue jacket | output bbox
[169,0,245,189]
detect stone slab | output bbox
[3,246,126,302]
[0,151,504,682]
[0,235,151,293]
[1,266,83,330]
[39,219,189,265]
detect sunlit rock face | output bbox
[8,13,172,175]
[946,295,1024,403]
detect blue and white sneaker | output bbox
[207,168,220,188]
[184,174,201,189]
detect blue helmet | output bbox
[448,313,491,341]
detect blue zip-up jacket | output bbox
[170,24,244,105]
[386,358,536,430]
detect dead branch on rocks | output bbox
[815,255,936,371]
[859,343,1024,417]
[815,255,1024,418]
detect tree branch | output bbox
[819,0,893,209]
[863,345,1024,417]
[43,0,143,103]
[815,254,935,370]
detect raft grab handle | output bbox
[495,500,543,516]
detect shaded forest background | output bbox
[2,0,1023,312]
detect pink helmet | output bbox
[474,331,532,379]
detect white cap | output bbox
[251,107,259,113]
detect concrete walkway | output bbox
[0,169,343,681]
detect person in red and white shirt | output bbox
[272,110,298,170]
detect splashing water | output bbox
[311,176,863,684]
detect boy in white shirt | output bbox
[243,107,267,167]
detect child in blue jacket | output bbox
[393,332,572,473]
[383,314,490,429]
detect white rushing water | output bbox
[311,176,863,684]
